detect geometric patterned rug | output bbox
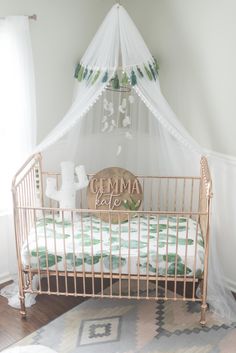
[13,282,236,353]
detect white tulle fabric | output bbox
[35,4,236,322]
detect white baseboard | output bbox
[0,272,12,285]
[225,277,236,293]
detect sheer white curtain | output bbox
[0,16,36,289]
[0,16,36,213]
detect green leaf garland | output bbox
[74,58,159,85]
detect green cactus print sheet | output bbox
[21,215,204,277]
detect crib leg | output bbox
[19,294,26,318]
[18,271,27,318]
[199,279,207,326]
[200,303,207,326]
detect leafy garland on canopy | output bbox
[74,58,159,88]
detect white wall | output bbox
[0,0,236,288]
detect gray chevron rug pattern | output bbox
[13,282,236,353]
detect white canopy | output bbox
[37,4,236,322]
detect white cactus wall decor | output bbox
[46,161,88,219]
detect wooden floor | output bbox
[0,284,83,351]
[0,277,111,352]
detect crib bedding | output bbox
[21,215,204,277]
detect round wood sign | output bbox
[87,167,143,223]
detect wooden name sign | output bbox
[87,167,143,223]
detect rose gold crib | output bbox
[12,154,212,325]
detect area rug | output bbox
[13,282,236,353]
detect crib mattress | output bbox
[21,215,204,277]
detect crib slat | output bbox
[183,217,189,299]
[100,214,104,297]
[109,212,113,297]
[71,211,77,295]
[128,213,131,298]
[42,209,50,293]
[146,214,150,298]
[90,214,95,296]
[52,210,59,293]
[174,216,179,299]
[62,211,68,295]
[165,216,170,299]
[192,217,199,300]
[33,208,42,293]
[80,211,86,296]
[118,213,122,298]
[155,215,160,299]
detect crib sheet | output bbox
[21,215,204,277]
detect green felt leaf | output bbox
[102,71,108,82]
[77,66,84,81]
[149,63,156,80]
[136,66,144,78]
[74,63,81,79]
[144,65,153,80]
[87,69,93,80]
[83,67,88,79]
[112,73,120,89]
[122,200,130,210]
[163,253,182,263]
[121,72,129,85]
[91,70,100,84]
[103,255,126,270]
[153,58,159,74]
[130,70,137,86]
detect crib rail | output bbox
[41,172,202,214]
